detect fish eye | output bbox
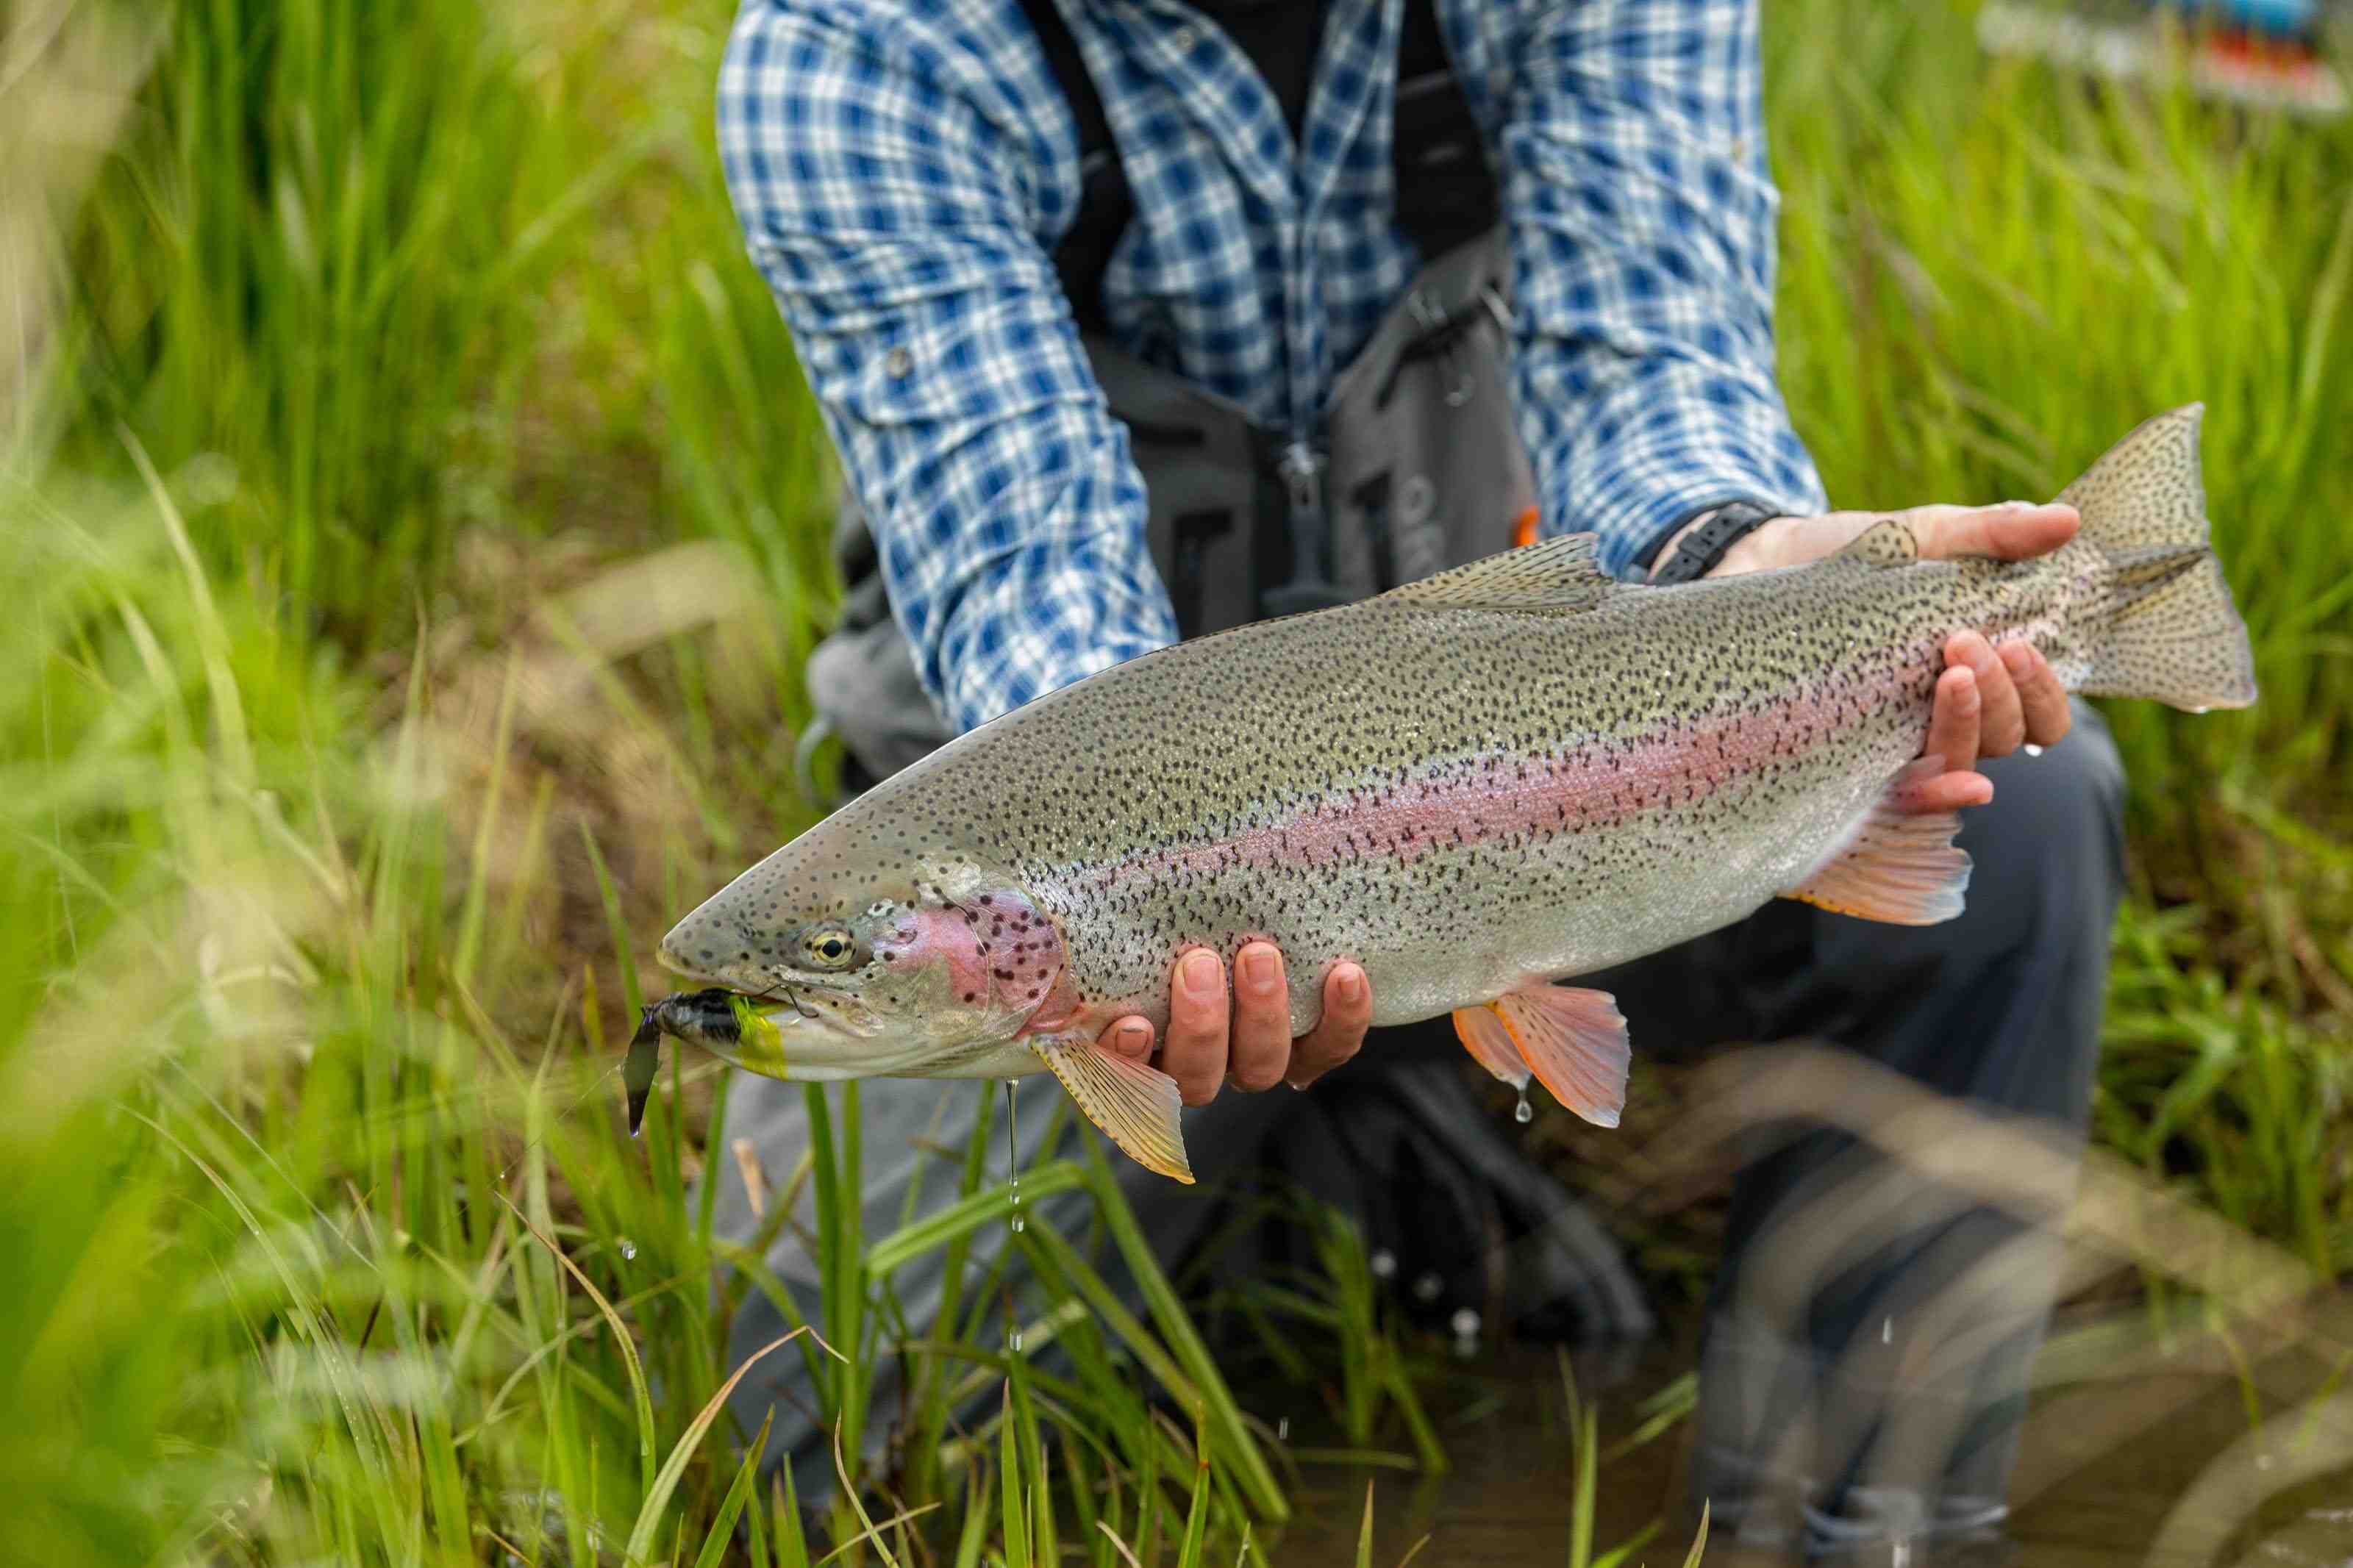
[801,925,858,970]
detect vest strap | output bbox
[1013,0,1500,334]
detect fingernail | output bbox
[1182,951,1222,998]
[1116,1021,1149,1050]
[1335,967,1365,1004]
[1240,946,1280,992]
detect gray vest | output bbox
[802,1,1536,793]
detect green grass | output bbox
[4,0,2349,1562]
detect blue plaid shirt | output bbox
[718,0,1827,734]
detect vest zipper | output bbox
[1264,440,1346,617]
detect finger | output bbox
[1095,1015,1155,1063]
[1227,942,1293,1091]
[1287,963,1371,1089]
[1907,501,2079,562]
[1162,949,1230,1106]
[1924,663,1983,774]
[1951,631,2024,757]
[2001,641,2074,748]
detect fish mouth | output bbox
[654,945,865,1027]
[710,991,972,1078]
[728,984,879,1041]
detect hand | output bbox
[1096,943,1374,1105]
[1707,501,2081,812]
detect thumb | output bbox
[1909,501,2080,562]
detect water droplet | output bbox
[619,1239,637,1261]
[1514,1089,1533,1124]
[1411,1271,1443,1304]
[1369,1249,1398,1281]
[1881,1315,1893,1344]
[1010,1329,1025,1354]
[1276,1416,1290,1441]
[1449,1307,1482,1339]
[1010,1214,1026,1234]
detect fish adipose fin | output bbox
[1453,983,1627,1127]
[1382,532,1623,615]
[1835,518,1921,568]
[1781,756,1971,925]
[1033,1037,1195,1184]
[2059,404,2257,712]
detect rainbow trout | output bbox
[631,407,2254,1181]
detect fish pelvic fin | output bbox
[2059,404,2257,712]
[1452,1005,1532,1089]
[1457,983,1629,1128]
[1032,1037,1195,1184]
[1781,756,1971,926]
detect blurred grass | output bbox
[1,0,2349,1562]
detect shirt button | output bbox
[884,346,913,378]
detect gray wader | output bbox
[713,0,2126,1547]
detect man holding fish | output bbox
[683,0,2252,1556]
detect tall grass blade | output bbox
[628,1333,807,1564]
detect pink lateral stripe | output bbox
[1085,656,1940,892]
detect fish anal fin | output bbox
[1488,983,1629,1128]
[1451,1004,1532,1089]
[1033,1037,1195,1184]
[1382,533,1623,615]
[1780,756,1971,925]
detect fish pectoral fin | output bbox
[1032,1037,1196,1185]
[1451,1004,1531,1089]
[1379,532,1624,615]
[1462,983,1629,1128]
[1780,756,1972,925]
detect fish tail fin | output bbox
[2058,404,2257,712]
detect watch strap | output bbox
[1649,500,1782,584]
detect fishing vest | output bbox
[803,0,1538,795]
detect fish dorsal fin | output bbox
[1835,519,1920,568]
[1380,533,1624,615]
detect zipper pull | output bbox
[1264,440,1348,618]
[1279,440,1323,519]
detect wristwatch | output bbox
[1649,500,1782,584]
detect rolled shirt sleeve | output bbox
[1500,0,1829,575]
[718,1,1176,734]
